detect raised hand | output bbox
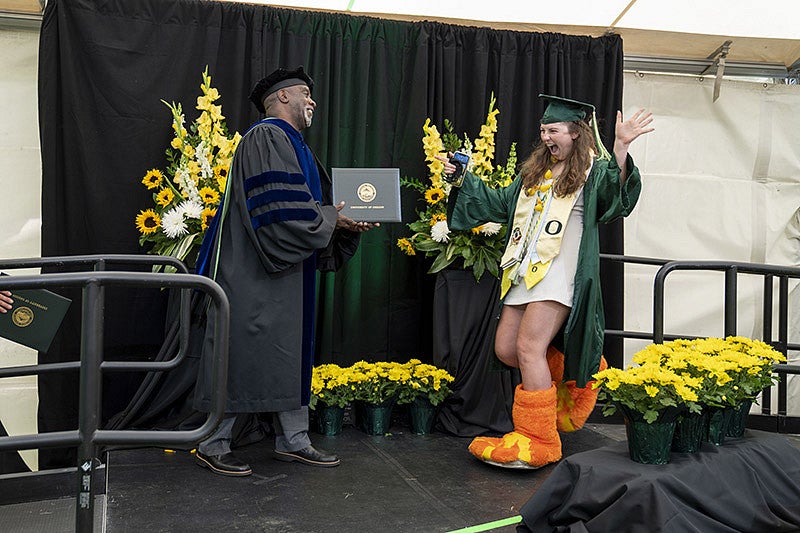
[615,109,655,146]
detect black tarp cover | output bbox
[518,431,800,532]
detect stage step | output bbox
[0,496,105,533]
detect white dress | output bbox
[503,187,584,307]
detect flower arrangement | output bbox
[134,67,241,271]
[395,359,456,406]
[594,336,786,423]
[309,360,455,408]
[397,96,517,281]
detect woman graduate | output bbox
[438,95,654,469]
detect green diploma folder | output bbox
[0,282,72,353]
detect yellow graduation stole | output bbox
[500,172,579,298]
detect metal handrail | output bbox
[0,255,193,376]
[601,253,800,350]
[0,271,229,447]
[600,254,799,428]
[651,259,800,419]
[0,256,230,533]
[653,260,800,343]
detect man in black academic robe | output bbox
[193,67,375,476]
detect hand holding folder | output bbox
[0,274,71,353]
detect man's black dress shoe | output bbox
[195,451,252,476]
[274,445,340,467]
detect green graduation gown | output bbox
[447,155,641,386]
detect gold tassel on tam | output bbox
[467,384,561,469]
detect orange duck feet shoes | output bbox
[546,346,607,433]
[467,384,562,469]
[468,431,561,469]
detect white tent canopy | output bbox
[234,0,800,71]
[3,0,799,72]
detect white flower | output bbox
[174,166,190,191]
[175,166,201,203]
[195,140,214,181]
[431,220,451,243]
[179,200,204,219]
[161,207,189,239]
[479,222,502,236]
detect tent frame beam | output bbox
[624,54,788,79]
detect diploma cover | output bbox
[0,277,72,353]
[331,168,402,222]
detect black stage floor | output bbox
[0,423,625,533]
[105,424,624,533]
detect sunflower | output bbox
[155,188,175,207]
[429,213,447,226]
[424,187,445,205]
[201,207,217,230]
[396,238,415,256]
[198,186,220,205]
[135,209,161,235]
[213,165,228,179]
[142,169,164,190]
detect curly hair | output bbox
[520,120,595,197]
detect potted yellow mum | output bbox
[310,363,359,436]
[635,336,785,446]
[593,363,701,464]
[395,359,455,435]
[349,361,411,435]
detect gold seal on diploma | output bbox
[12,306,34,328]
[357,183,377,203]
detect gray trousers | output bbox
[198,406,311,456]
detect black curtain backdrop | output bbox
[37,0,624,468]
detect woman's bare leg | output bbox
[495,300,570,391]
[495,304,525,368]
[516,301,570,391]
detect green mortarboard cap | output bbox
[538,94,612,160]
[539,94,596,124]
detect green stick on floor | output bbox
[446,515,523,533]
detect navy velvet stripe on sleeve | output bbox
[246,189,312,212]
[245,170,306,193]
[251,208,319,230]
